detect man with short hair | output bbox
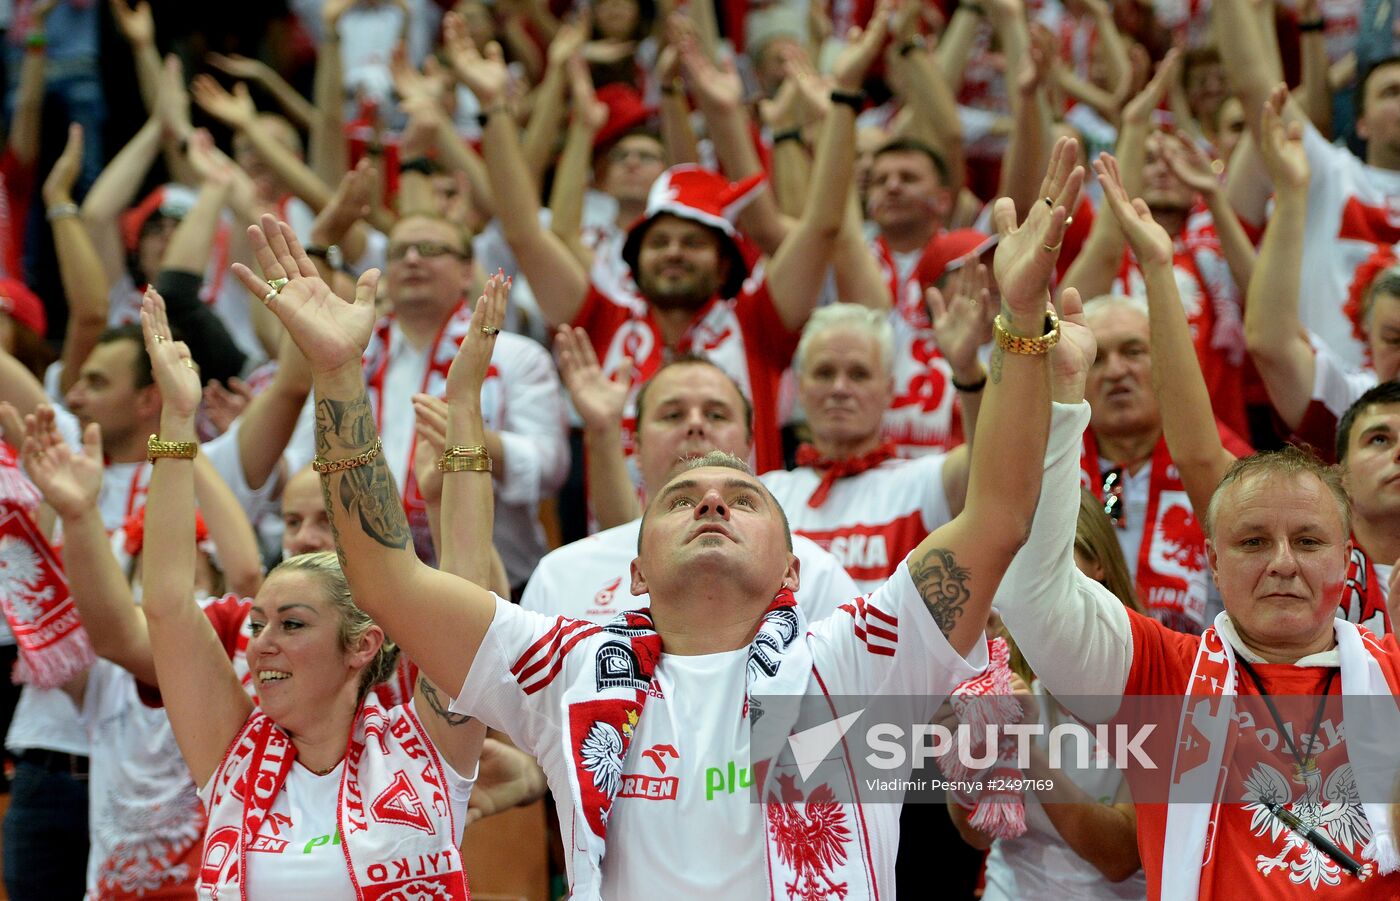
[522,353,860,623]
[1080,295,1251,633]
[237,134,1085,898]
[1333,381,1400,634]
[995,333,1400,900]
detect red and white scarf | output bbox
[935,637,1027,839]
[1340,540,1391,636]
[362,300,484,564]
[200,692,469,901]
[0,445,95,687]
[1081,431,1227,633]
[1161,614,1400,900]
[794,442,899,508]
[540,594,872,900]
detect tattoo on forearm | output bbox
[989,345,1005,386]
[315,393,412,550]
[419,676,473,726]
[909,547,972,638]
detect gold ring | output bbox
[1065,215,1074,226]
[182,360,196,370]
[1210,159,1225,175]
[480,326,500,336]
[1042,242,1062,253]
[153,334,166,343]
[1043,197,1054,208]
[266,277,290,293]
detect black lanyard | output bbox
[1234,657,1337,782]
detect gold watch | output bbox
[147,434,198,462]
[994,311,1061,355]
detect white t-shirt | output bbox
[198,698,476,901]
[520,518,858,623]
[762,455,954,592]
[457,563,989,897]
[80,660,203,900]
[599,647,765,898]
[1300,124,1400,371]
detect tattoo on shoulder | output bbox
[909,546,972,638]
[419,676,473,726]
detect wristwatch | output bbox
[305,244,344,271]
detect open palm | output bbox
[231,215,380,376]
[21,408,103,521]
[445,273,508,403]
[993,137,1084,318]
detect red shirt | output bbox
[572,279,800,474]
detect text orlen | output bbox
[864,723,1158,770]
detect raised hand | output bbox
[207,52,271,84]
[231,214,381,378]
[443,12,510,107]
[191,76,257,130]
[445,272,508,403]
[784,47,832,123]
[566,55,608,133]
[1093,151,1173,268]
[927,262,994,383]
[20,406,103,521]
[1155,132,1222,197]
[831,0,893,91]
[139,287,203,420]
[678,37,743,111]
[203,378,253,434]
[554,324,631,432]
[992,136,1085,320]
[313,159,378,245]
[1050,286,1095,404]
[322,0,360,31]
[41,123,83,207]
[157,55,194,140]
[1258,83,1308,193]
[110,0,154,47]
[412,393,449,506]
[1122,47,1181,127]
[546,17,589,70]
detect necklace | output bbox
[1234,657,1336,785]
[306,758,343,776]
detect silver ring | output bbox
[1043,197,1054,209]
[480,326,500,336]
[266,277,290,293]
[153,334,166,344]
[1042,242,1062,253]
[263,290,278,304]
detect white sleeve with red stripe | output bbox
[449,595,604,755]
[806,559,988,704]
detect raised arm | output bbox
[1157,130,1255,293]
[998,22,1055,230]
[1096,152,1236,517]
[449,15,589,327]
[44,125,109,396]
[1243,86,1317,430]
[762,4,885,332]
[8,0,53,169]
[925,261,994,514]
[521,22,587,188]
[909,138,1084,657]
[21,408,155,685]
[137,291,254,788]
[547,56,609,268]
[80,116,163,284]
[311,0,351,184]
[232,215,497,700]
[208,53,316,130]
[554,324,638,528]
[1212,0,1298,140]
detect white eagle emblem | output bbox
[0,535,49,621]
[579,720,626,800]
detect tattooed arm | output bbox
[904,138,1086,658]
[233,215,499,702]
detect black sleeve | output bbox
[153,269,248,385]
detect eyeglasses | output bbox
[387,241,468,262]
[1102,467,1125,529]
[607,146,665,166]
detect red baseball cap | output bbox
[0,277,45,338]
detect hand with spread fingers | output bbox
[443,12,510,108]
[927,262,995,386]
[445,272,508,404]
[1258,83,1309,193]
[991,136,1084,322]
[139,288,203,421]
[830,0,892,92]
[20,406,103,522]
[230,214,381,379]
[1094,151,1174,269]
[554,324,632,434]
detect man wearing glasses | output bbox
[1080,295,1250,634]
[288,214,569,589]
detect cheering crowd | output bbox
[0,0,1398,898]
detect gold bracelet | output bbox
[438,444,492,473]
[147,434,198,462]
[312,436,383,474]
[993,311,1061,355]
